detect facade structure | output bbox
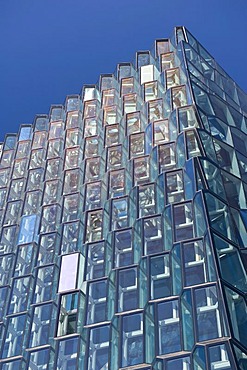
[0,26,246,369]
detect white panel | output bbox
[58,253,79,292]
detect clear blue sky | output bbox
[0,0,247,141]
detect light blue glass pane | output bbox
[29,348,50,369]
[18,215,39,245]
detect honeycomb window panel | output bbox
[114,228,133,268]
[85,209,103,243]
[87,325,110,370]
[84,181,102,211]
[156,39,170,57]
[60,221,81,255]
[148,99,163,122]
[178,105,199,131]
[62,193,81,223]
[83,100,100,119]
[105,124,119,146]
[8,178,25,201]
[118,267,138,312]
[82,85,100,102]
[102,88,118,107]
[129,132,145,159]
[37,232,58,266]
[133,156,150,185]
[144,81,159,102]
[165,170,184,204]
[121,77,135,96]
[121,313,144,367]
[111,197,129,231]
[107,145,122,170]
[56,337,80,369]
[185,130,202,159]
[150,254,171,299]
[57,292,82,337]
[50,106,65,122]
[45,158,63,181]
[160,52,175,71]
[143,215,163,256]
[166,68,180,89]
[153,119,169,145]
[32,131,48,149]
[66,96,81,112]
[85,241,106,280]
[172,86,187,109]
[15,141,31,159]
[86,279,107,324]
[84,157,101,182]
[182,239,207,287]
[108,169,125,198]
[33,265,57,304]
[64,147,81,169]
[140,64,159,85]
[0,254,13,285]
[138,183,156,217]
[84,137,100,158]
[100,74,119,92]
[157,299,181,355]
[26,168,44,191]
[1,314,28,358]
[0,168,10,188]
[84,117,98,138]
[0,225,17,254]
[194,285,224,342]
[14,243,37,277]
[166,357,191,370]
[126,111,141,135]
[28,348,52,369]
[8,275,33,314]
[123,93,138,114]
[63,169,81,195]
[3,200,22,226]
[29,149,46,169]
[66,111,82,129]
[208,343,235,370]
[43,180,61,205]
[29,303,54,347]
[65,128,81,148]
[103,105,120,125]
[58,253,80,293]
[0,187,7,208]
[12,158,27,179]
[47,139,64,159]
[40,204,61,233]
[49,121,64,140]
[34,116,49,131]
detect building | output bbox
[0,26,246,369]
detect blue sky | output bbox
[0,0,247,141]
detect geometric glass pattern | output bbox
[0,26,246,369]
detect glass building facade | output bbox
[0,26,246,369]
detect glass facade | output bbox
[0,27,246,369]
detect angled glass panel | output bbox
[56,337,80,370]
[2,314,28,358]
[88,325,110,370]
[118,267,138,312]
[150,254,171,299]
[121,313,144,367]
[194,285,223,341]
[29,303,54,347]
[86,279,107,324]
[157,299,181,355]
[114,228,133,268]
